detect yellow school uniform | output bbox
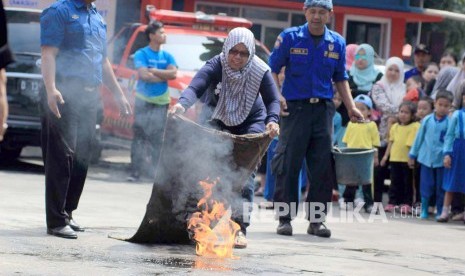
[343,121,380,149]
[389,122,420,162]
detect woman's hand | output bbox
[169,103,185,114]
[266,122,280,138]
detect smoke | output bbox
[154,115,249,223]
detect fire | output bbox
[187,179,240,258]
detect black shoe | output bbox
[47,225,77,239]
[307,223,331,238]
[276,221,293,236]
[67,218,85,232]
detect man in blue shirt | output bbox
[269,0,363,238]
[127,21,177,182]
[40,0,131,239]
[404,44,431,81]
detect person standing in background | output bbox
[439,51,457,70]
[40,0,132,239]
[127,21,177,182]
[404,44,431,81]
[342,95,380,213]
[0,0,14,142]
[409,90,453,219]
[345,44,358,71]
[269,0,363,238]
[381,101,420,213]
[339,43,382,128]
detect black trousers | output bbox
[343,184,374,207]
[374,146,389,203]
[130,98,168,177]
[273,100,335,222]
[389,162,413,206]
[40,81,99,228]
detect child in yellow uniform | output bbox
[381,101,420,213]
[342,95,380,213]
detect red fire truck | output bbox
[99,6,270,149]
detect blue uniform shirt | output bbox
[134,46,177,102]
[409,113,449,168]
[269,24,348,100]
[40,0,107,86]
[443,109,465,155]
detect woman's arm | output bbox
[261,71,281,137]
[260,71,280,124]
[178,56,221,110]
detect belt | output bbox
[308,98,321,103]
[291,98,326,104]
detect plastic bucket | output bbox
[332,148,376,186]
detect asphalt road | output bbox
[1,147,465,275]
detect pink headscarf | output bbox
[345,44,358,71]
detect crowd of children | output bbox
[255,44,465,224]
[331,47,465,223]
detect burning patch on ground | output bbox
[188,179,240,258]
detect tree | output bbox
[423,0,465,56]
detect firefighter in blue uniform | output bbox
[40,0,131,239]
[269,0,363,238]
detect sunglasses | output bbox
[229,49,250,58]
[355,54,368,60]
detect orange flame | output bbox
[187,179,240,258]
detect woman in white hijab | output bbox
[370,57,406,145]
[369,57,406,204]
[170,27,280,249]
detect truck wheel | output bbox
[0,147,23,160]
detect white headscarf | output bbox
[378,57,406,108]
[211,27,269,127]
